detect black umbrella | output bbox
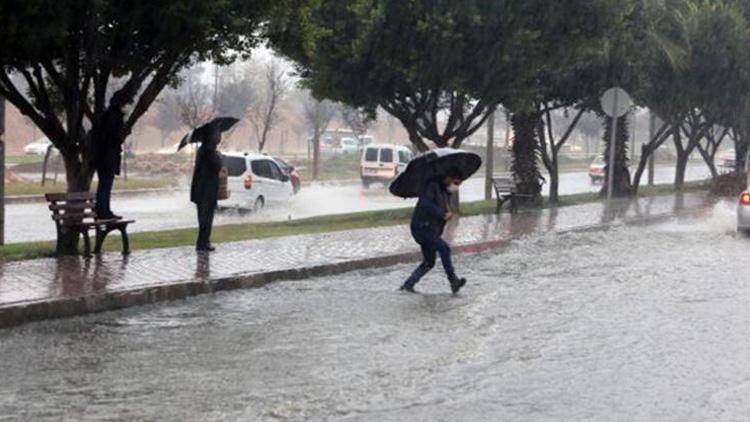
[178,117,240,151]
[389,148,482,198]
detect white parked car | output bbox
[360,144,412,188]
[23,137,54,155]
[220,152,294,211]
[340,137,360,154]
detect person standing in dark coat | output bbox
[400,168,467,294]
[191,132,223,252]
[93,108,125,219]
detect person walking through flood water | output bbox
[400,168,467,294]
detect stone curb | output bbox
[0,210,690,329]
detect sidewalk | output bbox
[0,193,715,328]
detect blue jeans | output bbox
[403,228,456,288]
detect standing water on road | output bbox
[1,204,749,421]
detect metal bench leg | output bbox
[510,195,518,214]
[94,228,108,254]
[81,230,92,258]
[119,227,131,255]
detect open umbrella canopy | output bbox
[178,117,240,151]
[389,148,482,198]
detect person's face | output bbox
[444,176,462,187]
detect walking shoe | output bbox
[449,276,467,294]
[399,284,417,293]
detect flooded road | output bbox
[6,165,710,243]
[1,202,749,421]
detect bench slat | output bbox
[45,192,95,202]
[49,203,94,212]
[52,212,97,221]
[61,219,135,228]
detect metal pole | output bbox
[485,110,495,201]
[648,112,656,186]
[607,89,620,201]
[0,97,5,245]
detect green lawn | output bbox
[0,181,710,263]
[6,155,45,165]
[6,177,180,196]
[297,153,361,182]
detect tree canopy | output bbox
[0,0,271,190]
[270,0,628,151]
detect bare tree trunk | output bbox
[312,125,321,180]
[632,121,670,194]
[696,143,718,180]
[672,128,689,190]
[674,151,689,190]
[549,155,559,203]
[55,152,95,256]
[406,126,429,152]
[736,131,749,174]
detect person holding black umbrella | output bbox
[399,168,466,294]
[180,117,239,252]
[390,148,481,294]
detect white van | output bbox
[220,152,294,211]
[360,144,413,188]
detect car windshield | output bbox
[274,158,290,171]
[364,148,378,162]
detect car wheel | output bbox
[253,196,265,212]
[362,179,370,189]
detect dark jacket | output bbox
[92,110,125,175]
[190,144,223,206]
[411,178,450,235]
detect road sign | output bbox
[600,87,632,118]
[601,87,632,200]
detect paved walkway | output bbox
[0,193,715,328]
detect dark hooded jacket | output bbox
[410,178,450,235]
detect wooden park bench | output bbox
[492,175,540,214]
[45,192,135,257]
